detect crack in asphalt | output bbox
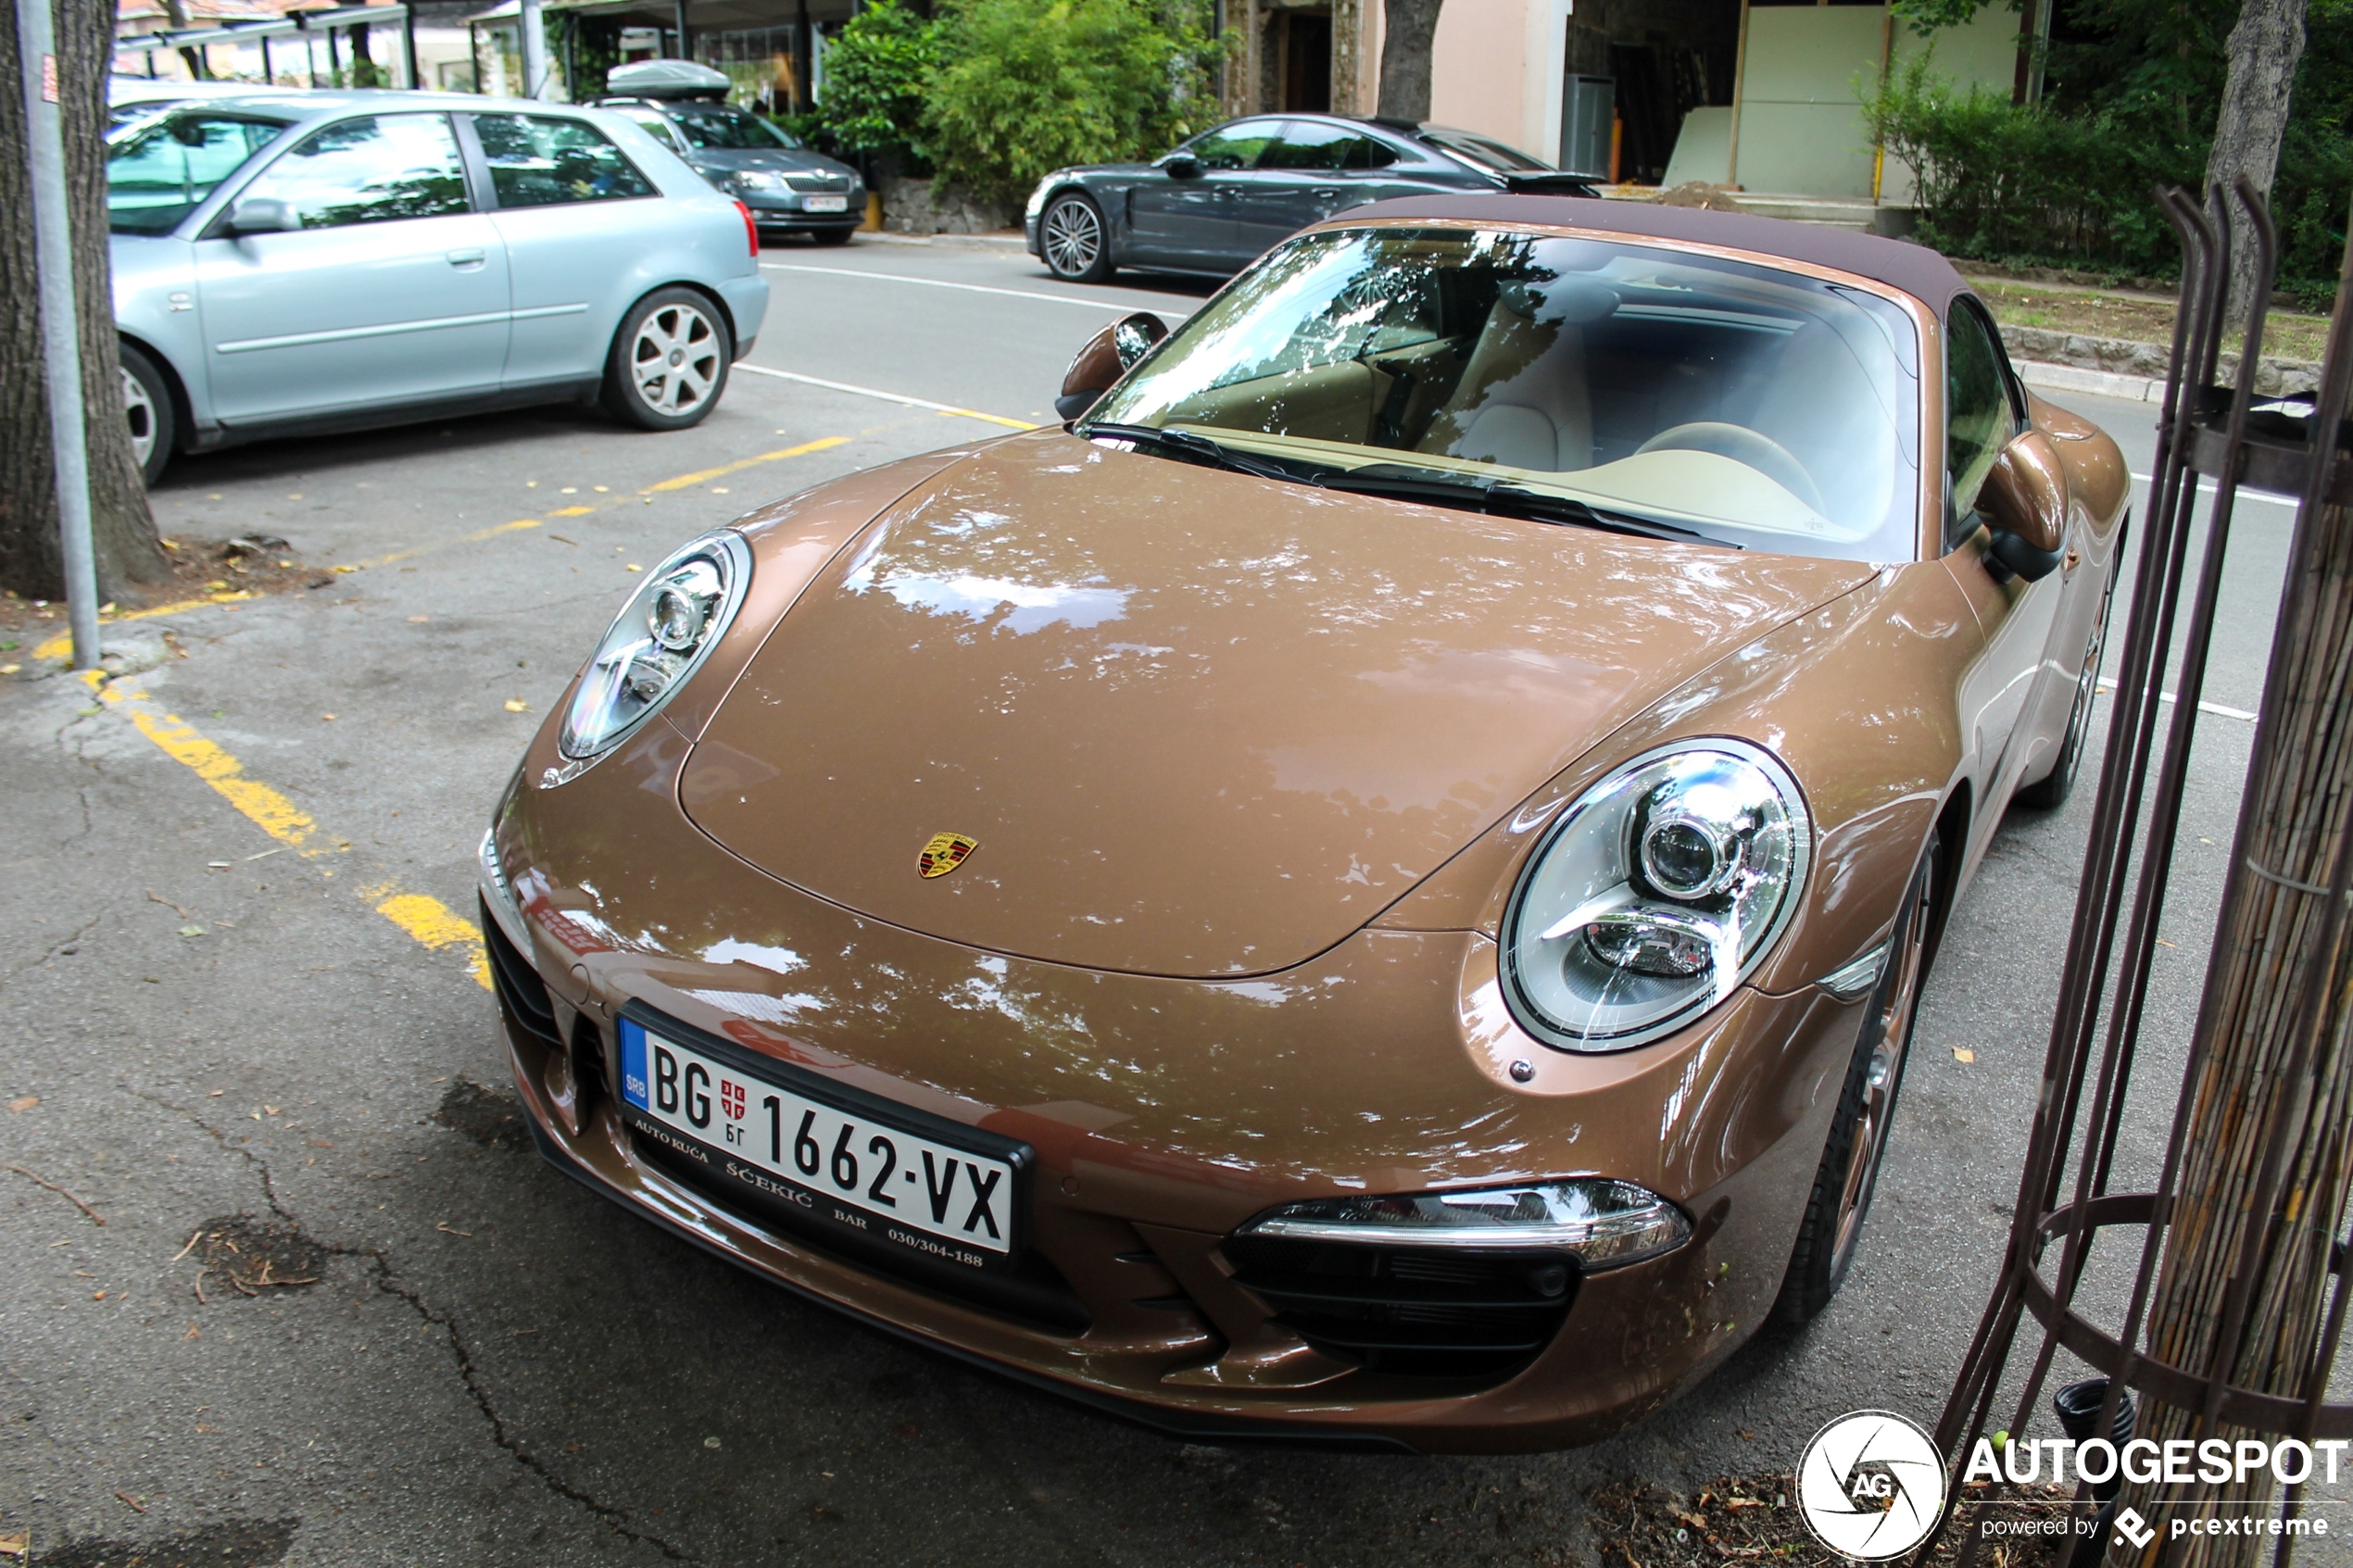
[120,1084,699,1564]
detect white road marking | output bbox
[2095,676,2259,721]
[2129,471,2296,506]
[733,363,1038,428]
[760,262,1193,320]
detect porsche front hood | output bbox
[682,432,1872,977]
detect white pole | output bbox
[519,0,548,98]
[17,0,101,671]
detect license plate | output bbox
[617,1008,1025,1269]
[804,194,849,212]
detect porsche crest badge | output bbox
[918,832,978,879]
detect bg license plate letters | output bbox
[620,1016,1017,1269]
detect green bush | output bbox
[921,0,1226,207]
[813,0,940,170]
[1865,53,2202,276]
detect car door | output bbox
[463,111,664,389]
[1233,120,1359,258]
[1126,120,1279,270]
[1942,299,2065,799]
[194,111,510,425]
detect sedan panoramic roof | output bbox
[1340,193,1973,317]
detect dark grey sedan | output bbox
[1022,115,1595,282]
[598,96,864,244]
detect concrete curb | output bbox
[853,230,1028,252]
[2017,358,2165,404]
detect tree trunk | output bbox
[1375,0,1442,123]
[0,0,168,604]
[2206,0,2309,325]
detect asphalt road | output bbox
[0,233,2316,1567]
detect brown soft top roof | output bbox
[1338,194,1974,317]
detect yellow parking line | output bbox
[358,516,541,570]
[88,672,489,989]
[32,591,255,661]
[642,434,850,493]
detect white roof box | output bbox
[604,59,732,99]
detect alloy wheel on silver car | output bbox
[1043,197,1102,279]
[630,303,720,415]
[123,366,157,470]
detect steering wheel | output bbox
[1635,423,1826,517]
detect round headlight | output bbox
[560,532,750,761]
[1500,740,1810,1053]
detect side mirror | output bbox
[1978,429,2067,583]
[1056,311,1168,423]
[1160,153,1202,180]
[225,196,297,236]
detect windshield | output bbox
[665,104,799,151]
[1088,226,1922,561]
[107,111,289,233]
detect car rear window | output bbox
[471,113,656,207]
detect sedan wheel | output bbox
[1041,193,1114,283]
[602,288,731,432]
[1773,831,1941,1325]
[120,341,175,488]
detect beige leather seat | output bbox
[1417,279,1616,472]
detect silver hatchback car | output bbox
[108,91,771,483]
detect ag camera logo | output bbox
[1796,1410,1948,1561]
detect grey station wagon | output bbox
[107,91,771,483]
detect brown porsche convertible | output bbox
[482,195,2126,1452]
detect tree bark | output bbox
[2206,0,2309,325]
[0,0,168,604]
[1375,0,1442,123]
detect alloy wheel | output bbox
[122,366,156,470]
[1829,852,1936,1276]
[630,304,719,415]
[1043,198,1101,279]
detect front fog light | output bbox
[560,531,750,760]
[1236,1180,1692,1272]
[1502,739,1810,1053]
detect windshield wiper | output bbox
[1079,422,1300,483]
[1314,464,1730,546]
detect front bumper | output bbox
[740,192,862,232]
[1024,214,1042,256]
[480,722,1869,1452]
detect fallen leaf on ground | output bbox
[0,665,18,676]
[7,1097,35,1113]
[1953,1047,1976,1063]
[625,563,643,572]
[504,699,529,713]
[179,924,206,938]
[407,615,429,623]
[436,1222,473,1237]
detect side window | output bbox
[1944,302,2016,546]
[1260,120,1357,170]
[236,113,470,229]
[1182,120,1281,169]
[1344,136,1400,169]
[107,114,285,234]
[472,114,656,207]
[620,108,687,155]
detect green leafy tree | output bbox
[815,0,941,169]
[921,0,1226,207]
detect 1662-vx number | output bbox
[619,1018,1016,1260]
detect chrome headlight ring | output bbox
[556,530,751,768]
[1500,738,1812,1054]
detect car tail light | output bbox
[734,199,759,258]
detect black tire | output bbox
[120,340,174,488]
[1039,192,1114,283]
[2015,544,2121,809]
[811,227,854,246]
[600,287,732,432]
[1772,831,1942,1326]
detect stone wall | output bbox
[880,175,1013,236]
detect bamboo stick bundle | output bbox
[2106,486,2353,1568]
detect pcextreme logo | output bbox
[1796,1410,1948,1561]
